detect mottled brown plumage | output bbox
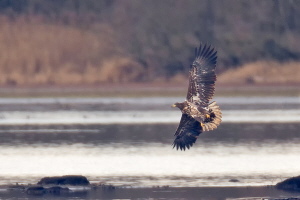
[172,44,222,150]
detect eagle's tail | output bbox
[203,101,222,131]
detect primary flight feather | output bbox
[172,43,222,150]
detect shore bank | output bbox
[0,84,299,98]
[1,184,300,200]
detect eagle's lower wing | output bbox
[186,44,217,107]
[173,114,203,150]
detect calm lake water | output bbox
[0,96,299,187]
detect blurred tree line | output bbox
[0,0,299,85]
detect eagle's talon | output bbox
[205,114,210,119]
[200,122,205,127]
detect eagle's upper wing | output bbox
[173,114,203,150]
[186,44,217,107]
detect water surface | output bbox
[0,123,299,187]
[0,96,299,187]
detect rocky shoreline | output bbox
[3,175,115,195]
[0,175,300,199]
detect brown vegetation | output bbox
[0,1,299,86]
[0,16,144,85]
[99,57,145,83]
[218,61,300,85]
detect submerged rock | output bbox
[38,175,90,186]
[45,186,70,194]
[8,183,25,191]
[93,183,116,190]
[276,176,300,191]
[229,179,240,182]
[26,186,45,195]
[26,186,70,195]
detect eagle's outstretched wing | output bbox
[173,114,203,150]
[186,44,217,107]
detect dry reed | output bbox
[0,16,145,86]
[218,61,300,85]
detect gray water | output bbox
[0,96,299,187]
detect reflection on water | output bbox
[0,96,299,111]
[0,109,300,125]
[0,123,300,187]
[0,96,299,125]
[0,96,299,187]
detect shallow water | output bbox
[0,123,300,187]
[0,96,299,187]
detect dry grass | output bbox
[0,16,145,86]
[218,61,300,85]
[0,15,299,87]
[99,57,145,83]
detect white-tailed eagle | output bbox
[172,44,222,150]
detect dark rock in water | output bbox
[26,186,45,195]
[26,185,70,195]
[38,175,90,186]
[45,186,70,194]
[98,184,116,190]
[264,198,300,200]
[8,183,25,191]
[229,179,240,182]
[276,176,300,191]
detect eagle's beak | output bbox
[171,104,176,108]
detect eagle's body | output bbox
[175,101,209,122]
[172,44,222,150]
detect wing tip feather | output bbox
[173,130,199,151]
[195,43,217,62]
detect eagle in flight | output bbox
[172,44,222,150]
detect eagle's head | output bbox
[171,102,185,110]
